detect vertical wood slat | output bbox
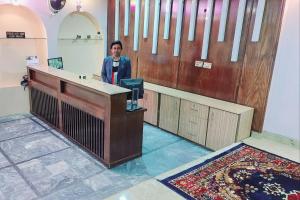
[61,101,104,159]
[30,88,59,128]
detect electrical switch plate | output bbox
[195,60,203,67]
[203,62,212,69]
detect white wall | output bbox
[0,0,107,59]
[58,12,104,76]
[263,0,300,141]
[0,0,107,117]
[0,4,48,86]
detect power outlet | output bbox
[195,60,203,67]
[203,62,212,69]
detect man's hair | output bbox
[110,40,123,49]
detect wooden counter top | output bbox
[144,82,253,114]
[28,66,130,95]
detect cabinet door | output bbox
[159,94,180,134]
[178,100,209,145]
[206,108,238,150]
[141,90,158,125]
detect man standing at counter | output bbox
[101,40,131,85]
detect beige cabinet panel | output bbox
[178,100,209,145]
[140,89,159,125]
[206,108,238,150]
[159,94,180,134]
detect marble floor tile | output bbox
[0,151,10,169]
[159,140,211,163]
[17,148,105,196]
[142,124,181,153]
[39,182,94,200]
[0,118,45,141]
[0,131,69,164]
[82,170,137,199]
[105,179,185,200]
[0,114,26,124]
[132,140,210,177]
[31,117,52,129]
[0,115,212,200]
[49,129,75,147]
[0,167,37,200]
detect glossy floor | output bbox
[106,131,300,200]
[0,114,211,200]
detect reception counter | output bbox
[27,66,145,168]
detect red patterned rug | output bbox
[160,143,300,200]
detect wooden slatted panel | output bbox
[30,87,59,128]
[62,102,104,159]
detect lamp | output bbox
[173,0,184,56]
[201,0,214,60]
[217,0,229,42]
[251,0,266,42]
[124,0,130,36]
[133,0,141,51]
[115,0,120,40]
[188,0,198,41]
[231,0,246,62]
[143,0,150,38]
[163,0,172,40]
[152,0,161,54]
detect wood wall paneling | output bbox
[237,0,286,131]
[177,0,253,102]
[107,0,286,131]
[107,0,115,55]
[138,0,180,87]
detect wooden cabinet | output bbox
[206,108,239,150]
[140,89,159,125]
[143,82,254,151]
[178,100,209,145]
[159,94,180,134]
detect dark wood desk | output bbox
[27,66,145,168]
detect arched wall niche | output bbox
[0,4,48,86]
[58,11,104,77]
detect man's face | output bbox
[111,44,122,58]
